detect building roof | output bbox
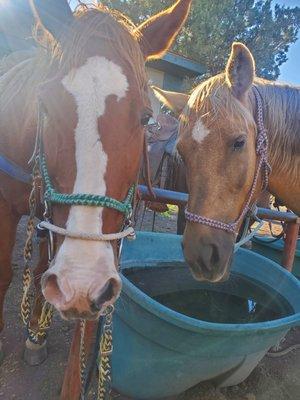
[148,51,205,78]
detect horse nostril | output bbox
[100,279,114,302]
[91,279,118,311]
[42,273,65,306]
[197,256,211,273]
[196,244,221,273]
[210,244,220,266]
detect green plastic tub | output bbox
[110,232,300,399]
[251,236,300,278]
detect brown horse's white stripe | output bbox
[43,56,128,312]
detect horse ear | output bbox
[152,86,189,116]
[226,42,255,100]
[136,0,192,60]
[30,0,74,42]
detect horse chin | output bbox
[188,253,233,283]
[59,309,100,321]
[189,267,230,283]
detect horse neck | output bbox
[255,82,300,214]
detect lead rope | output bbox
[21,151,54,344]
[78,217,135,399]
[80,320,88,400]
[98,305,114,400]
[79,300,115,400]
[78,221,134,399]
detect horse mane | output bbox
[0,4,147,128]
[184,73,300,184]
[255,80,300,184]
[0,49,51,130]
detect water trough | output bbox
[251,235,300,278]
[110,232,300,399]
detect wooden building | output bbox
[147,52,205,116]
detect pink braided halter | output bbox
[184,86,271,235]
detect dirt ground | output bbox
[0,208,299,400]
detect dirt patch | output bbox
[0,218,73,399]
[0,211,299,400]
[180,330,300,400]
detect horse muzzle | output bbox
[182,226,234,282]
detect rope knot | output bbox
[40,154,136,216]
[44,188,53,201]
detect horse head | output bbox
[153,43,270,282]
[30,0,192,319]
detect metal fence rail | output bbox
[138,185,300,272]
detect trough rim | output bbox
[119,233,300,335]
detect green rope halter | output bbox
[40,155,135,218]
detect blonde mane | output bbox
[184,74,300,184]
[256,79,300,183]
[183,74,255,129]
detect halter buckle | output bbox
[126,229,136,241]
[40,201,55,262]
[36,223,49,239]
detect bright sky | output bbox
[70,0,299,84]
[277,0,300,85]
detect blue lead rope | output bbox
[0,154,32,184]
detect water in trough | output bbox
[124,265,294,324]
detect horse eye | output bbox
[141,113,152,126]
[233,137,246,151]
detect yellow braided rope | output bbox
[79,307,114,400]
[98,306,114,400]
[21,155,54,343]
[80,320,87,399]
[21,164,38,329]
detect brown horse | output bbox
[0,0,192,397]
[153,42,299,282]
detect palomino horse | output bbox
[143,107,266,235]
[0,0,192,398]
[153,42,299,282]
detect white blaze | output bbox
[48,56,128,302]
[192,118,210,144]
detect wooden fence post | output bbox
[282,221,300,272]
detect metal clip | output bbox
[147,117,161,134]
[125,219,136,241]
[100,305,114,356]
[104,305,114,321]
[36,223,48,239]
[127,229,136,241]
[42,201,54,262]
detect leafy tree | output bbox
[99,0,300,80]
